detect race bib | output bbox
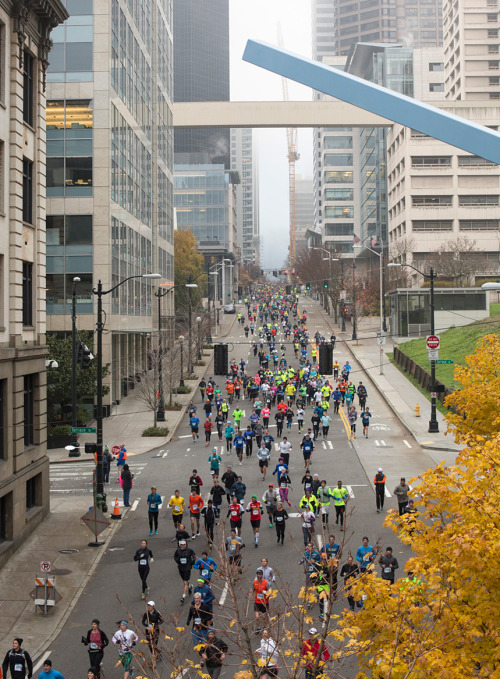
[231,510,238,517]
[321,506,328,514]
[150,503,156,509]
[140,559,147,565]
[192,504,198,511]
[180,557,187,565]
[276,516,283,521]
[90,642,99,650]
[257,593,264,600]
[194,617,202,625]
[384,566,392,574]
[202,569,209,577]
[14,665,23,672]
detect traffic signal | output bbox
[237,286,243,296]
[319,343,333,375]
[306,282,311,290]
[214,344,228,375]
[285,285,292,295]
[260,269,264,276]
[273,270,277,277]
[323,280,328,289]
[291,269,295,275]
[80,344,92,369]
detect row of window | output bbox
[411,155,496,167]
[0,474,43,544]
[412,195,499,206]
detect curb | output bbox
[31,508,127,664]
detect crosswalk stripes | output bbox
[384,487,392,497]
[345,485,355,499]
[403,440,412,448]
[274,443,280,452]
[374,440,387,447]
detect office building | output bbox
[174,164,239,303]
[444,0,500,100]
[0,0,67,567]
[173,0,230,168]
[312,0,337,61]
[295,176,315,254]
[230,128,260,264]
[45,0,174,405]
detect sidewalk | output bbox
[0,310,237,663]
[0,495,125,662]
[317,308,462,467]
[49,310,236,464]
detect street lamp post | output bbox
[178,335,185,387]
[93,273,160,512]
[340,260,346,332]
[388,262,439,433]
[71,277,81,448]
[354,244,385,374]
[196,316,202,361]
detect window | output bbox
[411,156,451,167]
[26,473,42,510]
[0,380,4,460]
[325,223,354,236]
[488,60,499,69]
[460,219,499,230]
[458,155,496,167]
[412,195,452,206]
[325,188,354,201]
[488,28,498,37]
[0,140,4,213]
[325,205,354,218]
[22,159,33,223]
[23,51,34,126]
[324,135,352,149]
[22,262,33,326]
[490,76,500,85]
[325,171,353,183]
[0,493,12,543]
[24,374,35,447]
[324,154,353,166]
[412,220,453,231]
[489,44,499,53]
[487,13,498,21]
[429,82,444,92]
[459,195,499,206]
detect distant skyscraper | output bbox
[173,0,230,167]
[231,129,260,264]
[312,0,337,61]
[295,176,315,253]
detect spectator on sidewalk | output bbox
[120,464,133,507]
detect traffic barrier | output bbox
[111,497,122,520]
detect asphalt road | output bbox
[47,299,419,678]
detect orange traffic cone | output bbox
[111,497,122,520]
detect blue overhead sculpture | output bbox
[242,40,500,165]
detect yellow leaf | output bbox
[176,627,185,632]
[241,660,247,665]
[230,619,236,627]
[164,635,172,640]
[304,615,314,624]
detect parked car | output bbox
[224,303,236,314]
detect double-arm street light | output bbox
[93,273,160,512]
[388,262,439,433]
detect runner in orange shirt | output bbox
[188,489,204,538]
[251,568,270,632]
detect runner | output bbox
[111,622,138,679]
[257,442,271,480]
[361,406,372,438]
[273,501,289,544]
[174,539,195,603]
[224,421,234,452]
[208,447,222,481]
[251,569,270,633]
[190,413,200,442]
[189,488,204,538]
[133,539,154,600]
[146,486,162,536]
[225,529,245,579]
[246,494,264,547]
[141,601,163,661]
[262,483,279,528]
[227,496,244,536]
[81,620,109,676]
[168,490,185,531]
[234,430,245,465]
[330,481,349,527]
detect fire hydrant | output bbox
[415,404,421,417]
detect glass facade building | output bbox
[173,0,230,168]
[46,0,174,404]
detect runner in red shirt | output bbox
[251,569,269,632]
[301,628,330,679]
[246,495,264,547]
[204,417,213,446]
[227,498,244,536]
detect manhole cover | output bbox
[58,549,80,554]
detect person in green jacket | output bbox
[330,481,349,527]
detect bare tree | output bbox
[429,236,483,286]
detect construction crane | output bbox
[277,24,300,270]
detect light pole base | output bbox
[428,420,439,433]
[341,319,346,332]
[157,409,166,422]
[179,380,185,388]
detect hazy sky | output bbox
[229,0,314,269]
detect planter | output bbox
[48,434,73,450]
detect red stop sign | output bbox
[111,445,122,456]
[426,335,440,349]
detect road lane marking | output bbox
[384,488,392,497]
[219,580,229,606]
[403,440,412,448]
[33,652,51,674]
[162,451,169,458]
[322,442,326,449]
[131,499,140,511]
[327,441,333,449]
[346,485,355,499]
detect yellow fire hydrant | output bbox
[415,404,421,417]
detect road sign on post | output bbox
[428,349,439,361]
[40,561,51,572]
[426,335,440,350]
